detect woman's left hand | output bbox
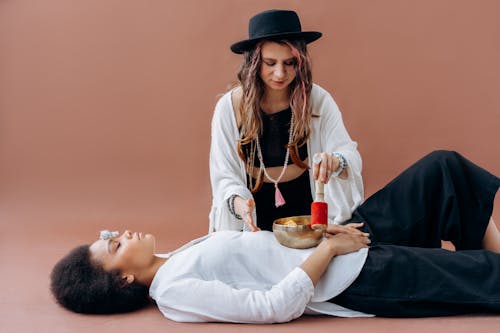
[312,152,340,183]
[324,222,370,239]
[322,231,371,256]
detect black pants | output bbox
[331,150,500,317]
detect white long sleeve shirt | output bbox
[149,231,370,323]
[209,84,364,232]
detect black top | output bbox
[244,107,313,231]
[251,107,308,167]
[252,172,313,231]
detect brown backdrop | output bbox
[1,1,499,332]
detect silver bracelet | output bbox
[331,152,347,177]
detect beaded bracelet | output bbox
[227,194,243,220]
[331,152,347,177]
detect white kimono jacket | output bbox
[209,84,363,232]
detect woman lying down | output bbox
[51,151,500,323]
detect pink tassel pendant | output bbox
[274,184,286,207]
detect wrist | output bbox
[319,239,338,257]
[227,195,243,220]
[331,152,347,177]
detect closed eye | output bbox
[113,240,121,252]
[263,59,296,67]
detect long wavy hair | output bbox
[236,39,314,192]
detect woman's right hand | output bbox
[233,196,261,232]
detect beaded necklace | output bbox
[255,111,294,207]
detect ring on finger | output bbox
[313,155,322,165]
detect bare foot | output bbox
[483,218,500,253]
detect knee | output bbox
[423,150,460,163]
[418,150,462,172]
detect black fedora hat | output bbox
[230,9,322,54]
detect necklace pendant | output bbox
[274,184,286,207]
[255,111,294,208]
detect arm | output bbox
[309,86,364,223]
[157,268,313,323]
[300,228,370,285]
[315,91,362,183]
[209,92,254,232]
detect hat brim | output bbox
[230,31,322,54]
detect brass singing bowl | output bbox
[272,215,324,249]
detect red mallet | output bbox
[311,180,328,229]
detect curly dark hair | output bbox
[50,245,150,314]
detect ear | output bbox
[120,274,135,287]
